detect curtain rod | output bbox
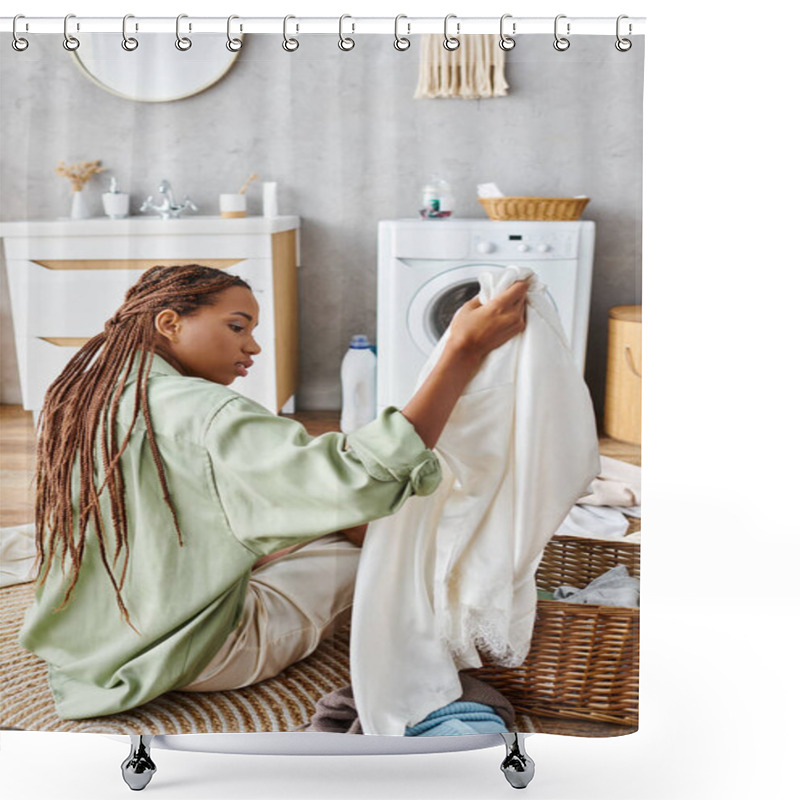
[1,16,645,36]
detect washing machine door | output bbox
[407,264,556,356]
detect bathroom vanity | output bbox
[0,216,300,418]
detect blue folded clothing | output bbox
[404,701,509,736]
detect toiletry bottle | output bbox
[340,335,377,433]
[421,178,454,218]
[102,177,130,219]
[422,181,440,216]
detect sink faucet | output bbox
[140,180,198,219]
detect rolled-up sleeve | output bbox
[203,398,442,556]
[344,406,441,496]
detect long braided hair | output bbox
[34,264,252,630]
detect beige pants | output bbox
[179,532,361,692]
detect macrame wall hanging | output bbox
[414,34,509,99]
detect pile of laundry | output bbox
[555,455,641,542]
[547,455,641,608]
[302,673,514,736]
[0,522,36,588]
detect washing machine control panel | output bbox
[471,230,578,260]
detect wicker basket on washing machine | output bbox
[470,534,640,728]
[479,196,590,221]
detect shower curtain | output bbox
[0,26,644,741]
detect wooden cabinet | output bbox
[0,216,300,417]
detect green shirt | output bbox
[19,354,442,720]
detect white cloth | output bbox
[0,522,37,588]
[554,456,642,541]
[579,455,641,509]
[350,266,600,735]
[555,504,632,540]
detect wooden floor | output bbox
[0,405,37,527]
[0,404,640,528]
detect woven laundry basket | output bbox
[471,534,640,727]
[478,196,590,221]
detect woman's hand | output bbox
[401,279,529,450]
[447,279,529,366]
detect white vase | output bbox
[70,191,91,220]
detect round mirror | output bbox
[72,33,241,103]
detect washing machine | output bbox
[376,218,595,409]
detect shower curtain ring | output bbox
[226,15,243,52]
[12,15,29,51]
[553,14,570,51]
[338,15,355,51]
[175,14,192,51]
[282,15,299,51]
[63,14,80,51]
[499,14,516,51]
[443,14,460,51]
[615,15,632,52]
[121,14,138,51]
[394,15,411,51]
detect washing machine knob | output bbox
[517,244,531,253]
[476,241,496,254]
[537,243,552,254]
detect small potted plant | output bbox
[55,159,106,220]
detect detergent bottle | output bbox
[340,335,377,433]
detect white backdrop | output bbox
[1,1,797,798]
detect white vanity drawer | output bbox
[1,219,298,415]
[23,260,270,337]
[28,265,139,336]
[22,338,279,417]
[24,338,80,410]
[0,217,299,262]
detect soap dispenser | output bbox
[102,177,130,219]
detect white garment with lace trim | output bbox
[350,266,600,735]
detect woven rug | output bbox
[1,581,538,735]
